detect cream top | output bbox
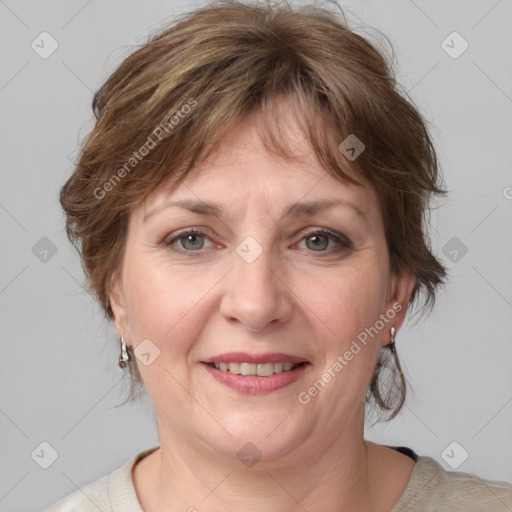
[45,445,512,511]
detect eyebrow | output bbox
[143,198,367,223]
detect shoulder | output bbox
[44,474,110,512]
[394,454,512,511]
[44,446,159,512]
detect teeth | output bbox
[274,362,284,373]
[229,362,241,374]
[240,363,257,376]
[257,363,274,377]
[211,361,301,376]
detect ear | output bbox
[382,267,416,346]
[108,271,130,341]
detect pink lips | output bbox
[202,352,310,394]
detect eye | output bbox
[165,229,213,252]
[298,228,352,253]
[164,227,352,255]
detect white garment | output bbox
[45,445,512,511]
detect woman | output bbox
[47,1,512,510]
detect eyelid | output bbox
[164,226,352,254]
[164,227,216,250]
[296,227,352,250]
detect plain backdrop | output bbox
[0,0,511,510]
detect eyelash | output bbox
[164,227,352,256]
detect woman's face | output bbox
[110,106,414,465]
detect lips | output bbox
[201,352,310,394]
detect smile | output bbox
[203,360,310,394]
[207,361,305,376]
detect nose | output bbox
[219,239,294,332]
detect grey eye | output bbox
[305,234,330,251]
[180,233,205,250]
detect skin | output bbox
[109,99,417,511]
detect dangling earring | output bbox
[118,331,130,369]
[389,326,396,354]
[388,326,405,379]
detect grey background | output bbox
[0,0,511,510]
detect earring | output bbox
[388,325,406,392]
[388,326,396,353]
[388,326,404,376]
[118,331,130,369]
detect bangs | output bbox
[133,90,364,207]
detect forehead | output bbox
[139,102,378,223]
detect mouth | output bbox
[205,361,308,377]
[201,353,311,394]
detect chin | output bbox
[199,412,312,468]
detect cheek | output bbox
[302,261,389,354]
[122,264,206,401]
[297,266,390,413]
[123,256,216,354]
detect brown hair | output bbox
[60,0,447,421]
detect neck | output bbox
[135,413,386,512]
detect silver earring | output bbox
[388,326,405,384]
[389,326,396,353]
[118,331,130,369]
